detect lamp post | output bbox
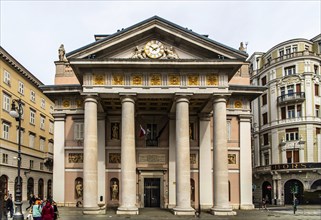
[9,99,24,220]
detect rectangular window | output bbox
[41,98,45,109]
[262,94,267,106]
[29,134,35,148]
[2,123,10,140]
[297,105,302,117]
[40,138,45,151]
[3,70,11,85]
[287,105,295,118]
[18,81,24,94]
[286,47,291,55]
[30,90,36,102]
[40,115,45,130]
[315,84,319,96]
[30,160,34,169]
[262,113,268,125]
[292,45,298,53]
[315,65,319,75]
[49,121,54,134]
[316,105,320,117]
[261,76,267,86]
[286,150,299,163]
[287,85,294,96]
[285,128,299,141]
[74,122,84,140]
[296,84,301,93]
[285,66,296,76]
[2,153,8,164]
[30,109,35,125]
[279,49,284,58]
[146,124,158,146]
[40,162,44,170]
[264,153,269,165]
[2,93,11,112]
[280,87,285,96]
[263,133,269,145]
[48,142,53,153]
[281,107,286,119]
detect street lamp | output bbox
[9,99,24,220]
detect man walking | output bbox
[293,197,299,214]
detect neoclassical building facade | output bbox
[250,34,321,205]
[42,16,263,215]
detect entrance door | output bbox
[144,178,160,207]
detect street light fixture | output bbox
[9,98,24,220]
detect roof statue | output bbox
[58,44,68,62]
[239,42,246,52]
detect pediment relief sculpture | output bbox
[277,75,302,86]
[131,40,179,60]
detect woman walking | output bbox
[41,201,54,220]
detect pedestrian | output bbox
[32,199,43,220]
[262,198,268,211]
[293,197,299,214]
[41,200,54,220]
[53,202,59,220]
[6,194,13,218]
[26,194,36,211]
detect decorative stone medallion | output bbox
[150,74,161,86]
[112,74,124,85]
[131,74,143,85]
[62,100,70,108]
[234,100,243,108]
[169,75,180,85]
[206,75,218,85]
[188,75,199,86]
[93,74,104,85]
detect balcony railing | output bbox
[277,92,305,105]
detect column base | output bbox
[210,207,236,216]
[83,206,106,215]
[173,207,195,215]
[240,204,254,210]
[117,206,139,215]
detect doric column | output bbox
[211,95,236,215]
[83,96,100,214]
[199,114,213,209]
[97,114,106,211]
[52,113,66,205]
[168,114,176,208]
[239,115,254,210]
[173,95,195,215]
[117,95,138,215]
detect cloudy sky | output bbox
[1,0,320,85]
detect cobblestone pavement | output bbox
[7,203,321,220]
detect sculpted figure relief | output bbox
[111,123,119,140]
[132,46,145,59]
[164,46,179,59]
[58,44,67,61]
[111,181,119,200]
[75,180,83,198]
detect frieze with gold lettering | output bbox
[271,163,321,170]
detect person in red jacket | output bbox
[41,200,54,220]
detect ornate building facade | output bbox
[42,16,263,215]
[250,35,321,205]
[0,47,54,202]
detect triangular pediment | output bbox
[67,16,247,61]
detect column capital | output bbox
[212,93,231,104]
[52,113,66,121]
[239,114,252,122]
[84,95,99,104]
[120,95,136,104]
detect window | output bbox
[2,93,11,112]
[261,76,267,86]
[18,81,24,94]
[285,128,299,141]
[315,65,319,75]
[287,85,294,96]
[74,122,84,140]
[29,133,35,148]
[40,138,45,151]
[287,105,295,118]
[315,84,319,96]
[262,113,268,125]
[285,66,296,76]
[285,47,291,55]
[49,121,54,134]
[30,160,34,169]
[146,123,158,146]
[30,109,36,125]
[297,105,302,117]
[316,105,320,117]
[40,115,45,130]
[280,87,285,96]
[264,153,269,165]
[40,162,44,170]
[281,107,286,119]
[2,123,10,140]
[262,94,267,106]
[292,45,298,53]
[267,56,271,64]
[279,49,284,58]
[263,133,269,145]
[48,142,53,153]
[3,70,10,85]
[2,153,8,164]
[30,90,36,102]
[286,150,299,163]
[41,99,45,109]
[305,45,310,51]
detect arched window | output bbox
[27,178,34,200]
[0,175,8,196]
[47,180,52,199]
[110,178,119,201]
[38,179,44,199]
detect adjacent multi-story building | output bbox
[0,47,54,202]
[250,35,321,205]
[41,16,263,215]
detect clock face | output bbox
[144,40,164,59]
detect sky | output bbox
[0,0,320,85]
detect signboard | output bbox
[271,163,321,170]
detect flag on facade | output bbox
[139,124,146,137]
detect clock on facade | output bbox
[144,40,165,59]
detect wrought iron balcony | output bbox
[277,92,305,105]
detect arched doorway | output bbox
[0,175,8,196]
[306,179,321,204]
[38,179,44,199]
[47,180,52,200]
[27,178,34,200]
[284,179,304,204]
[262,181,272,204]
